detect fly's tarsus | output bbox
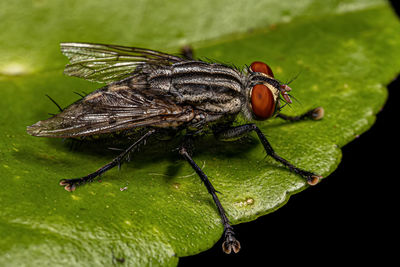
[277,106,325,122]
[60,129,155,192]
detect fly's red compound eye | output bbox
[251,84,276,120]
[250,61,274,77]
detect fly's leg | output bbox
[215,124,322,185]
[277,107,324,122]
[179,139,241,254]
[180,45,194,60]
[59,129,155,192]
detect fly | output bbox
[27,42,325,254]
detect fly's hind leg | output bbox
[59,129,156,191]
[214,124,323,185]
[179,137,241,254]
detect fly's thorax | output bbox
[146,66,172,93]
[146,61,246,115]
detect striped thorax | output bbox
[143,60,287,124]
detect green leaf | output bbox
[1,0,399,265]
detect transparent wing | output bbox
[27,82,194,138]
[61,42,184,83]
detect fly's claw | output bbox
[59,179,77,192]
[59,178,88,192]
[222,227,241,254]
[306,174,323,186]
[310,107,324,120]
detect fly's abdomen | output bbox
[148,61,245,114]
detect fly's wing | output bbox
[61,42,184,83]
[27,81,194,138]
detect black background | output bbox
[180,1,399,265]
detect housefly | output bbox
[27,42,324,254]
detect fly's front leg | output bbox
[277,107,324,122]
[178,137,241,254]
[59,129,156,191]
[215,124,322,185]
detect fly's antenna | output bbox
[280,70,303,110]
[45,94,63,112]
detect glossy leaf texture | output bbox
[1,0,400,266]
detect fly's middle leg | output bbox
[215,124,322,185]
[178,137,241,254]
[59,129,156,191]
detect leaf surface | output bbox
[1,0,399,265]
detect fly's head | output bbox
[243,61,293,121]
